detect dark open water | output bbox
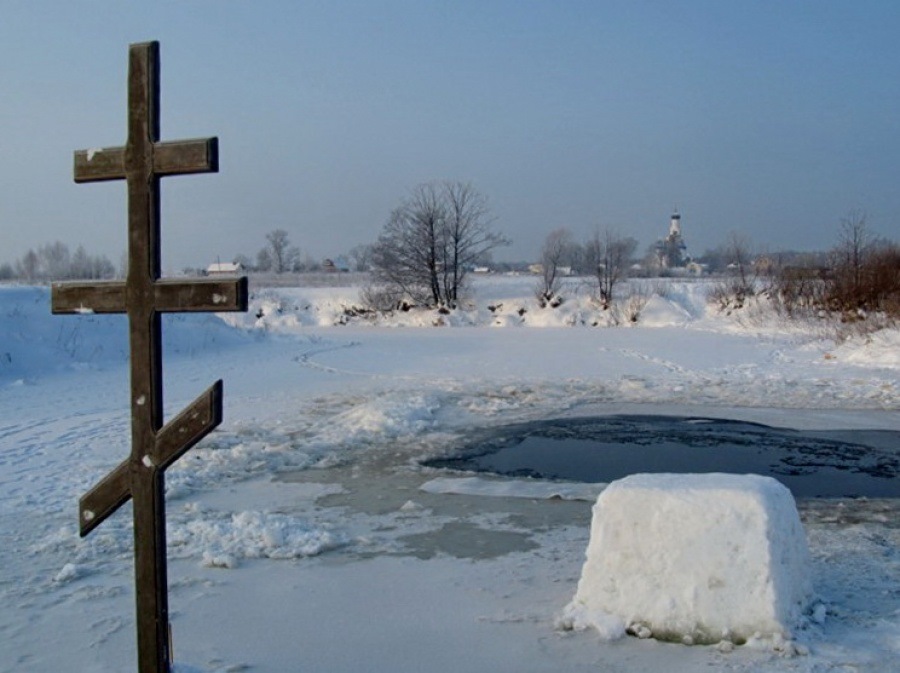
[424,416,900,499]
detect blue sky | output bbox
[2,1,899,270]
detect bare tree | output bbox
[727,232,754,293]
[708,233,757,311]
[38,241,72,279]
[16,249,39,282]
[71,245,92,279]
[585,229,637,308]
[255,247,273,272]
[69,244,115,279]
[564,239,589,275]
[265,229,296,274]
[348,244,373,272]
[537,228,572,306]
[370,181,505,308]
[371,182,444,305]
[287,246,304,272]
[441,181,506,306]
[831,210,870,307]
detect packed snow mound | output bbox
[562,473,813,645]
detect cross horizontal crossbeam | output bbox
[52,276,248,314]
[74,138,219,183]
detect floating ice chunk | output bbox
[170,510,345,563]
[420,476,606,501]
[53,563,84,583]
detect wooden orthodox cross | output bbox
[52,41,248,673]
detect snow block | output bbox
[563,473,812,644]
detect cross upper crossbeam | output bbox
[74,138,218,183]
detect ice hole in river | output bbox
[424,415,900,499]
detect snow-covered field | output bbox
[1,275,898,673]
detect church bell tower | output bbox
[669,210,681,237]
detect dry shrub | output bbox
[708,277,755,313]
[359,284,413,312]
[827,242,900,318]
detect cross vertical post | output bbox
[128,41,170,673]
[52,41,248,673]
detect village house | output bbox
[206,261,242,276]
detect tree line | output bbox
[5,190,896,327]
[0,242,116,282]
[230,229,371,274]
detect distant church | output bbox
[654,210,688,269]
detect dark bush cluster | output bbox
[825,242,900,318]
[767,215,899,323]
